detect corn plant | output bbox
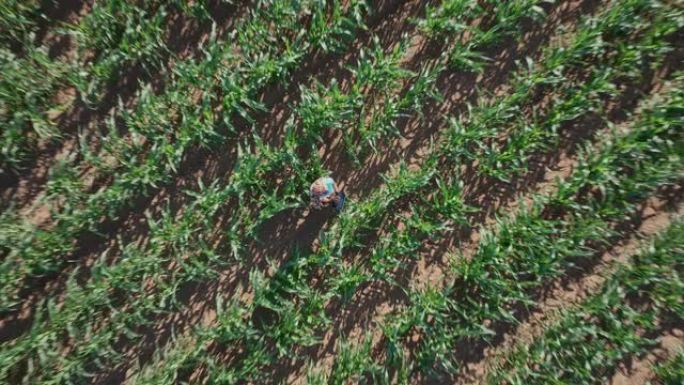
[174,1,664,380]
[66,0,171,104]
[452,0,549,72]
[653,350,684,385]
[0,43,73,172]
[418,0,482,37]
[0,2,372,382]
[420,0,550,72]
[0,0,368,313]
[327,334,386,385]
[0,0,41,47]
[382,70,684,378]
[293,34,440,163]
[486,218,684,384]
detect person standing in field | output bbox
[310,175,346,213]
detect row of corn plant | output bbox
[484,218,684,384]
[136,0,655,381]
[299,0,550,162]
[249,0,603,320]
[143,19,439,264]
[127,4,499,381]
[0,142,291,383]
[0,0,237,209]
[0,0,75,173]
[0,2,371,382]
[295,35,442,164]
[97,1,681,382]
[653,349,684,385]
[65,0,172,105]
[258,0,676,366]
[0,0,367,313]
[0,133,327,384]
[0,0,189,173]
[377,70,684,379]
[104,0,656,378]
[296,1,684,379]
[0,0,42,48]
[8,172,288,384]
[344,38,437,162]
[127,32,450,385]
[305,332,385,385]
[420,0,551,72]
[0,39,75,173]
[232,37,442,246]
[472,1,682,182]
[444,0,683,183]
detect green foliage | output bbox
[386,69,684,378]
[0,44,70,171]
[0,0,41,45]
[653,350,684,385]
[3,0,684,384]
[487,219,684,384]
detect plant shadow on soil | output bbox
[263,7,684,385]
[74,0,437,383]
[0,0,251,212]
[7,0,682,384]
[256,0,610,382]
[0,1,255,346]
[405,43,684,383]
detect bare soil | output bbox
[3,1,684,384]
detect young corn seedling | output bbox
[385,69,684,379]
[0,0,368,313]
[653,349,684,385]
[486,218,684,384]
[0,3,372,381]
[326,333,386,385]
[418,0,482,37]
[0,42,72,172]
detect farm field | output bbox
[0,0,683,384]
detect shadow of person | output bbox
[249,203,336,270]
[250,205,337,332]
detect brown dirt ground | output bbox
[297,24,684,384]
[462,200,684,385]
[609,329,684,385]
[4,0,684,384]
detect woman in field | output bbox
[309,176,346,213]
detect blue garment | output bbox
[334,191,346,213]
